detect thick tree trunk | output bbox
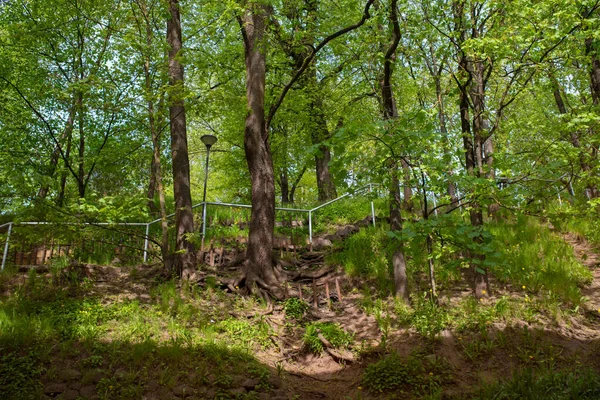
[239,4,281,296]
[167,0,195,278]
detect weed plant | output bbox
[303,322,354,354]
[283,297,308,320]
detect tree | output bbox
[236,0,375,296]
[167,0,195,277]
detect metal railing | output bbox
[0,184,380,271]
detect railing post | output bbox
[143,223,150,263]
[2,222,13,271]
[369,184,376,227]
[202,201,208,238]
[308,210,313,244]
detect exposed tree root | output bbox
[317,332,356,364]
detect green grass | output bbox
[489,215,592,305]
[473,367,600,399]
[361,351,451,396]
[326,226,393,293]
[549,206,600,246]
[0,276,279,399]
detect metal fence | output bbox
[0,185,380,271]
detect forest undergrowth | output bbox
[1,214,600,400]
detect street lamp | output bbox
[200,134,217,249]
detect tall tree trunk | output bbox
[381,0,409,302]
[238,4,281,296]
[57,132,73,208]
[283,0,337,203]
[453,0,489,298]
[135,0,170,263]
[434,75,458,205]
[289,165,307,204]
[38,105,76,199]
[309,93,337,202]
[469,62,489,297]
[141,0,159,214]
[551,74,598,198]
[314,142,337,202]
[76,91,86,198]
[167,0,195,278]
[586,37,600,105]
[279,169,290,204]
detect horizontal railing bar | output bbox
[310,185,373,212]
[12,222,150,227]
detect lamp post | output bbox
[200,134,217,249]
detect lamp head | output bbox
[201,134,218,149]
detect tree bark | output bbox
[167,0,195,278]
[454,0,488,298]
[434,74,458,205]
[288,0,338,203]
[586,37,600,105]
[381,0,409,302]
[238,4,281,296]
[551,74,598,198]
[279,169,290,204]
[76,90,86,198]
[57,131,73,208]
[137,0,170,263]
[289,165,307,204]
[314,141,337,202]
[38,105,76,200]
